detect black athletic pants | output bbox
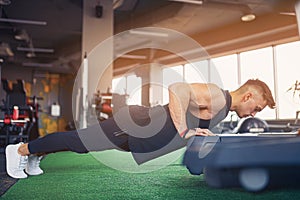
[28,117,130,155]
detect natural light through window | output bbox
[112,76,126,95]
[162,65,184,104]
[126,75,142,105]
[240,47,275,119]
[210,55,239,121]
[184,60,209,84]
[112,74,142,105]
[276,41,300,119]
[211,54,238,91]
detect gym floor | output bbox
[1,150,300,200]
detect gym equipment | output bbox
[0,79,41,149]
[183,132,300,192]
[237,117,269,133]
[91,89,128,121]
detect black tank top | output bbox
[186,89,232,129]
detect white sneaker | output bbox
[25,155,44,176]
[5,143,28,179]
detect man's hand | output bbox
[184,128,215,139]
[194,128,215,136]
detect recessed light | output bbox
[241,14,256,22]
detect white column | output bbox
[78,0,113,128]
[149,63,163,106]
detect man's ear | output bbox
[243,92,252,102]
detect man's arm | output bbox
[168,82,218,139]
[168,82,191,137]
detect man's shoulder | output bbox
[190,82,221,91]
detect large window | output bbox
[112,74,142,105]
[126,75,142,105]
[184,60,209,84]
[276,41,300,119]
[112,76,126,95]
[240,47,275,119]
[211,55,239,121]
[211,54,238,91]
[162,65,184,104]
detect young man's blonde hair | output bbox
[237,79,276,109]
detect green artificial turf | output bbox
[2,151,300,200]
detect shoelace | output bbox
[18,155,28,170]
[28,156,42,168]
[34,156,42,167]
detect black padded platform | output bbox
[183,133,300,192]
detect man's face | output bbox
[236,92,267,118]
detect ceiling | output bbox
[0,0,298,74]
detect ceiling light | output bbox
[0,18,47,25]
[117,54,147,59]
[22,62,52,68]
[129,30,169,37]
[241,13,256,22]
[279,12,296,16]
[17,47,54,53]
[169,0,203,5]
